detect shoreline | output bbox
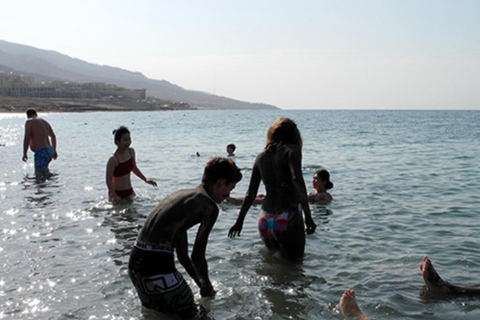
[0,96,196,113]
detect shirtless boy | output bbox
[128,157,242,318]
[22,109,58,172]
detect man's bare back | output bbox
[25,117,53,151]
[22,109,57,171]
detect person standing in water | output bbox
[106,126,157,204]
[128,157,242,318]
[22,109,58,173]
[228,118,316,260]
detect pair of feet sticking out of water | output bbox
[338,256,480,319]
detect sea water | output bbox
[1,109,479,320]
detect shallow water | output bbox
[1,110,480,319]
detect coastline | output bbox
[0,96,196,113]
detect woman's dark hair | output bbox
[202,157,242,185]
[315,168,333,190]
[112,126,130,143]
[265,118,302,152]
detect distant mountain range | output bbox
[0,40,277,110]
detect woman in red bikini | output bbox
[106,126,157,204]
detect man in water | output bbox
[128,157,242,318]
[22,109,58,173]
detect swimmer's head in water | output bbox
[202,157,242,186]
[226,143,236,155]
[113,126,130,144]
[314,168,334,190]
[265,118,302,152]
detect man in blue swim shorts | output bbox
[22,109,58,173]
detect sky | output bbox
[2,0,479,110]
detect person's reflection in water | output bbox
[311,206,333,225]
[254,256,323,318]
[103,205,147,265]
[22,172,59,209]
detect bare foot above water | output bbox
[339,289,372,320]
[420,255,480,296]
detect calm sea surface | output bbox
[1,110,479,320]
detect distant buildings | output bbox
[0,72,146,100]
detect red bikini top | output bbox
[113,149,134,177]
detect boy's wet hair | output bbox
[265,118,302,152]
[227,143,236,151]
[315,168,334,190]
[113,126,130,143]
[26,108,37,118]
[202,157,242,185]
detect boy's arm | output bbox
[176,231,201,287]
[191,204,219,297]
[228,161,261,238]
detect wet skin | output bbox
[339,290,372,320]
[228,144,316,259]
[420,256,480,296]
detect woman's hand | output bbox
[228,222,244,238]
[145,179,157,187]
[305,216,317,235]
[109,191,121,205]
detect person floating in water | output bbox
[128,157,242,318]
[226,143,236,157]
[22,108,58,173]
[420,256,480,296]
[308,168,333,203]
[106,126,157,204]
[339,290,372,320]
[228,118,316,260]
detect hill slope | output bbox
[0,40,277,110]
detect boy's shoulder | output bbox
[170,187,216,206]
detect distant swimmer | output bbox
[106,126,157,204]
[128,157,242,318]
[339,290,373,320]
[22,108,58,173]
[308,168,333,203]
[226,143,236,157]
[420,256,480,296]
[228,118,316,260]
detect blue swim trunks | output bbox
[34,147,54,171]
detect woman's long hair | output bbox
[265,118,302,152]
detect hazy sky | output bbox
[2,0,479,109]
